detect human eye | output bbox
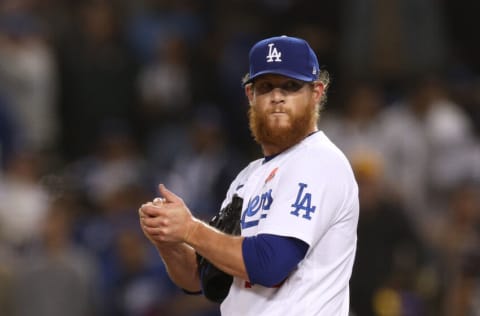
[282,80,305,92]
[254,82,274,95]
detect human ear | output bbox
[312,82,325,104]
[245,84,255,105]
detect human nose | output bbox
[270,87,286,103]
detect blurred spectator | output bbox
[349,152,426,316]
[0,149,49,250]
[376,76,477,235]
[125,0,207,63]
[136,35,192,138]
[339,0,447,85]
[321,80,385,159]
[11,196,100,316]
[101,226,177,316]
[57,0,136,160]
[0,11,59,152]
[79,122,152,210]
[426,181,480,315]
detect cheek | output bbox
[287,97,308,115]
[251,97,269,113]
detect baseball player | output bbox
[139,35,359,315]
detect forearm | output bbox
[155,242,201,292]
[185,219,249,281]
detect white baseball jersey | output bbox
[220,131,359,316]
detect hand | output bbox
[138,199,164,246]
[139,184,199,244]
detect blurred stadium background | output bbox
[0,0,479,315]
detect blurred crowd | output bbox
[0,0,479,315]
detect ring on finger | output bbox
[153,197,166,205]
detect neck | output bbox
[262,144,284,157]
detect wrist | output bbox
[184,218,201,245]
[155,241,188,259]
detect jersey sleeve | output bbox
[242,234,309,287]
[256,145,357,247]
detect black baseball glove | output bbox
[197,194,243,303]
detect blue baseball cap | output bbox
[244,35,320,85]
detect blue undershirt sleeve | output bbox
[242,234,309,287]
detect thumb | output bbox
[158,184,182,203]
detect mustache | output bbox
[248,104,316,149]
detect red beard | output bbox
[248,105,317,151]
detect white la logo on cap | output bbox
[266,43,282,62]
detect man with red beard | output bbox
[139,36,359,315]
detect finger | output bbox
[138,210,146,221]
[138,204,149,218]
[159,184,182,203]
[141,216,166,229]
[142,226,160,239]
[153,197,166,205]
[141,203,161,217]
[143,225,166,238]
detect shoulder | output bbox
[269,132,358,202]
[222,158,263,204]
[235,158,264,181]
[291,131,354,176]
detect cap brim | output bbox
[244,69,314,86]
